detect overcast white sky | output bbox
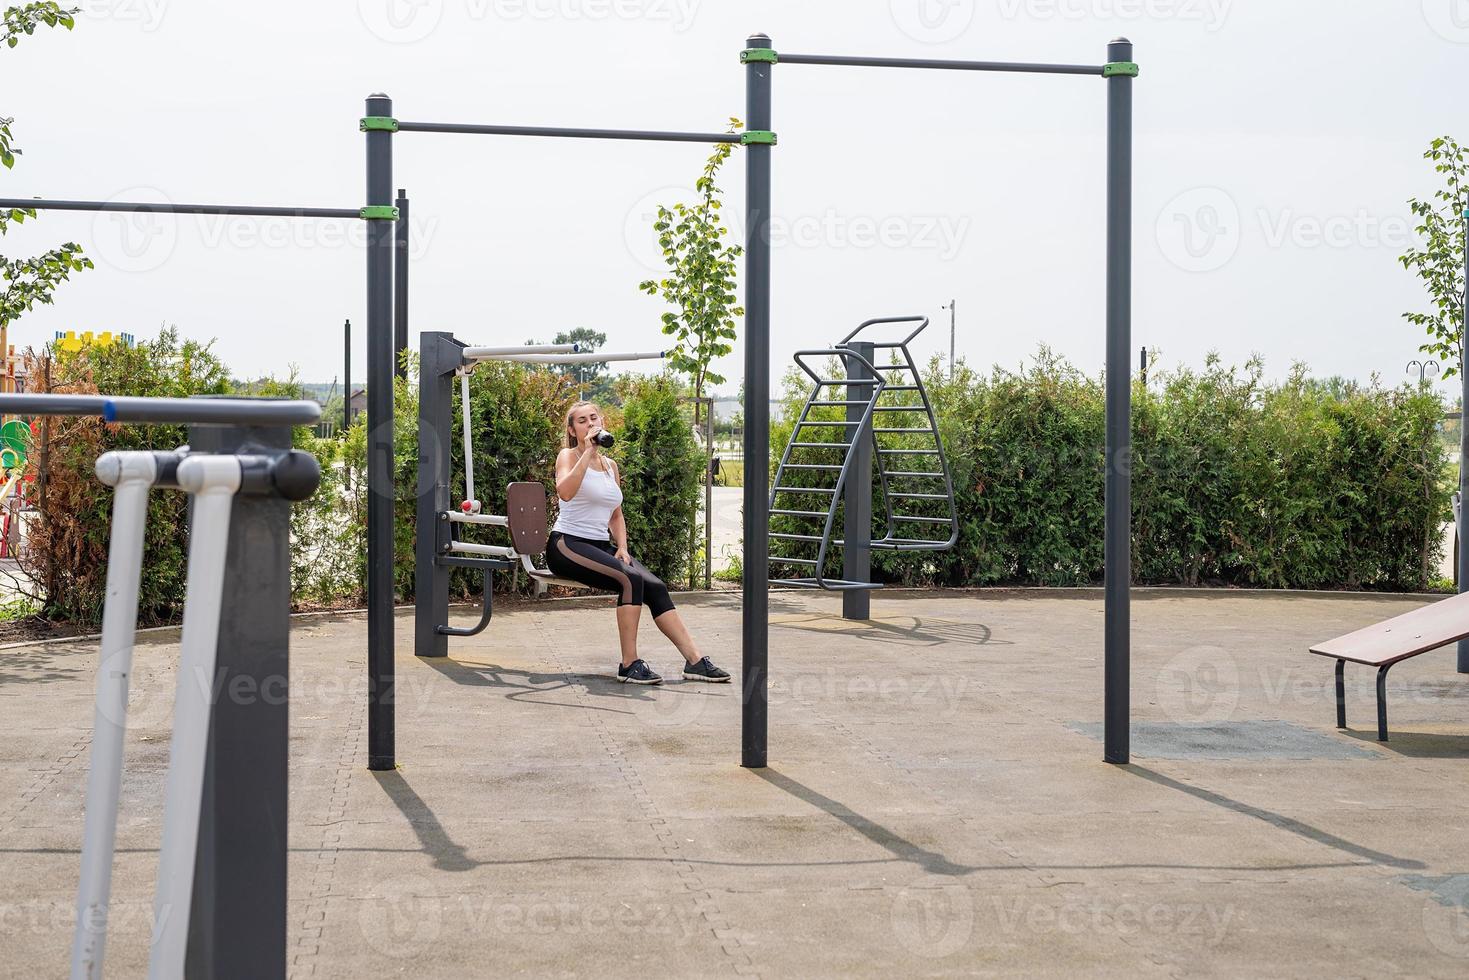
[2,1,1465,398]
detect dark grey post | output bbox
[1103,38,1133,764]
[365,93,396,772]
[185,423,293,980]
[843,341,874,620]
[1459,207,1469,673]
[742,33,773,769]
[343,318,352,434]
[416,331,462,660]
[394,190,410,380]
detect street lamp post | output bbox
[941,299,956,381]
[1407,359,1441,385]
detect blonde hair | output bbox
[564,401,600,449]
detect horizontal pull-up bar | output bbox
[462,343,581,360]
[775,52,1109,76]
[0,394,322,425]
[0,198,363,220]
[489,350,666,365]
[394,121,742,144]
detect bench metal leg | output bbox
[437,567,494,637]
[1376,664,1391,742]
[1335,659,1346,729]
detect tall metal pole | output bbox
[365,94,396,772]
[343,318,352,433]
[394,190,410,380]
[742,33,773,769]
[948,300,956,381]
[1458,206,1469,673]
[842,341,874,621]
[1103,39,1134,764]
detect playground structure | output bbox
[769,315,958,616]
[0,393,321,980]
[0,34,1141,771]
[413,332,667,655]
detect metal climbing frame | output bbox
[768,315,959,596]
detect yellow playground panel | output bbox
[53,330,135,355]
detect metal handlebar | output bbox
[838,315,931,348]
[0,394,321,426]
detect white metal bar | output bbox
[71,452,159,980]
[449,541,516,558]
[447,512,508,526]
[462,343,579,360]
[147,456,241,980]
[492,350,665,365]
[460,370,476,506]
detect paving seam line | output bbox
[529,613,763,978]
[289,692,366,978]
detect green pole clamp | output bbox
[360,206,400,220]
[741,130,777,146]
[1102,62,1139,78]
[740,48,778,64]
[360,116,399,132]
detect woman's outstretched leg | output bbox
[651,609,700,664]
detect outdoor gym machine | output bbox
[0,394,321,980]
[735,36,1137,768]
[414,331,665,659]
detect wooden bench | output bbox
[1310,591,1469,741]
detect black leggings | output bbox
[546,532,676,618]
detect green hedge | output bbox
[772,351,1451,592]
[20,337,704,625]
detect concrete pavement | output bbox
[4,590,1469,977]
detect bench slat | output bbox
[1309,591,1469,667]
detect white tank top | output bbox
[552,463,623,540]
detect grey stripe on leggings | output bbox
[555,536,633,604]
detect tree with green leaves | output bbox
[553,326,609,385]
[1,4,90,327]
[638,119,744,427]
[1400,136,1467,376]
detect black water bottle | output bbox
[594,430,615,449]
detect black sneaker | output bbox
[617,659,663,685]
[683,657,731,683]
